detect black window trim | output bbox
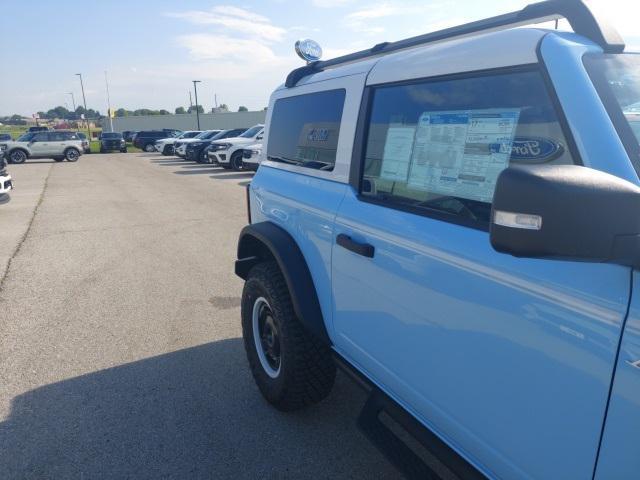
[582,52,640,176]
[267,87,347,172]
[349,62,583,232]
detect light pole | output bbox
[66,92,76,112]
[75,73,91,140]
[104,70,114,132]
[192,80,201,130]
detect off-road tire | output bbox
[64,148,80,162]
[242,261,336,411]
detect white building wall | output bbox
[102,111,266,132]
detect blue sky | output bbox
[0,0,637,116]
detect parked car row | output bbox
[142,124,265,171]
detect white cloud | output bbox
[165,5,286,42]
[176,34,280,63]
[344,2,452,35]
[312,0,355,7]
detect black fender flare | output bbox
[235,222,331,345]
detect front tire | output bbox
[64,148,80,162]
[144,143,155,153]
[8,149,27,164]
[230,151,243,171]
[241,262,336,411]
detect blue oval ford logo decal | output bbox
[295,39,323,62]
[509,137,563,163]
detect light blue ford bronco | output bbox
[235,1,640,478]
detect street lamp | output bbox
[66,92,76,112]
[104,71,114,132]
[75,73,91,140]
[192,80,201,130]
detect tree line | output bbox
[1,104,258,124]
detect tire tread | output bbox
[242,261,336,411]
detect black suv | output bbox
[99,132,127,153]
[133,131,173,152]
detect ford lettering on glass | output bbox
[509,137,564,163]
[295,39,323,63]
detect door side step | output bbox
[335,354,486,480]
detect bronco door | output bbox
[331,67,631,479]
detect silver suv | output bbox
[2,130,84,164]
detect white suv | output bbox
[155,131,201,155]
[0,146,12,198]
[3,130,84,164]
[240,142,262,171]
[207,124,264,170]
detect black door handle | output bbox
[336,234,375,258]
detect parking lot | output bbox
[0,153,397,479]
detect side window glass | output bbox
[50,132,65,141]
[33,132,48,142]
[267,89,345,171]
[361,70,576,225]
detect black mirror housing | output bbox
[490,165,640,268]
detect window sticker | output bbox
[407,109,520,202]
[380,127,416,182]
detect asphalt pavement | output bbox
[0,153,398,479]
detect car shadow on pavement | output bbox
[6,160,59,165]
[210,173,254,181]
[153,161,191,166]
[174,169,220,175]
[0,339,395,480]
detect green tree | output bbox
[188,105,204,114]
[175,106,186,114]
[159,109,170,115]
[238,106,248,112]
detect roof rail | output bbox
[285,0,625,88]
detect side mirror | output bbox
[256,134,264,140]
[490,165,640,267]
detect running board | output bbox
[334,354,486,480]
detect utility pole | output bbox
[104,70,114,132]
[189,91,193,108]
[192,80,201,130]
[75,73,91,140]
[67,92,76,112]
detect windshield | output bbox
[240,126,262,138]
[181,131,200,139]
[17,132,35,142]
[209,130,231,141]
[194,131,213,139]
[101,133,122,139]
[586,54,640,171]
